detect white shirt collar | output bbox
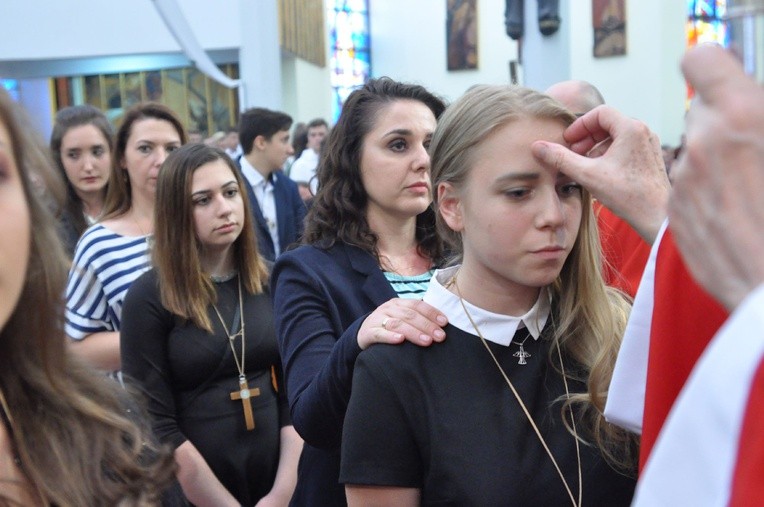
[239,155,281,255]
[422,265,551,346]
[240,156,276,188]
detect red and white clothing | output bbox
[602,221,665,434]
[596,203,651,298]
[601,218,764,505]
[605,221,728,466]
[633,284,764,505]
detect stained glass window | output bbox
[327,0,371,122]
[687,1,728,46]
[686,1,728,100]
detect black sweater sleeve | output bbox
[120,269,188,450]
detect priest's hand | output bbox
[531,105,669,244]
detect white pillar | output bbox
[238,0,282,110]
[521,0,571,91]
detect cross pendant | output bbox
[513,345,531,365]
[230,376,260,430]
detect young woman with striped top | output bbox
[65,103,186,373]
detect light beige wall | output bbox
[369,0,519,103]
[281,55,332,125]
[4,0,687,143]
[370,0,687,143]
[567,0,686,144]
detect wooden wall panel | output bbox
[279,0,326,67]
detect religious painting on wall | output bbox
[447,0,478,70]
[592,0,627,57]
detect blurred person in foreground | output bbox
[0,87,174,505]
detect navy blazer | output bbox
[237,159,306,261]
[272,243,396,507]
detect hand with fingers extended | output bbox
[531,105,670,244]
[357,298,448,350]
[669,44,764,311]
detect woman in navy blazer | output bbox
[272,78,448,506]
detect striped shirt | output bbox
[383,270,435,300]
[65,224,151,339]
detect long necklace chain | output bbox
[211,275,246,379]
[131,210,150,237]
[451,274,582,507]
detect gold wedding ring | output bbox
[382,317,390,330]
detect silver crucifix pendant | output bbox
[513,344,531,365]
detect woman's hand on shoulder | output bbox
[357,299,447,350]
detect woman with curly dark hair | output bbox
[341,85,637,506]
[271,77,449,506]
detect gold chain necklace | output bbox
[451,274,582,507]
[211,275,259,430]
[130,210,150,237]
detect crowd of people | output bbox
[0,40,762,505]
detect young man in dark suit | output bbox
[238,107,307,261]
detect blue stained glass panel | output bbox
[687,1,729,47]
[328,0,370,122]
[686,0,729,102]
[693,0,716,17]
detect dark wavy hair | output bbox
[303,77,446,263]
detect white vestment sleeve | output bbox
[604,220,668,434]
[634,283,764,506]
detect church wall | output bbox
[3,0,686,143]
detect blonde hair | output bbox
[430,85,636,472]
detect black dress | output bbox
[121,269,290,505]
[57,209,82,258]
[341,323,636,506]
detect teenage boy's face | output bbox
[262,129,294,171]
[307,125,328,151]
